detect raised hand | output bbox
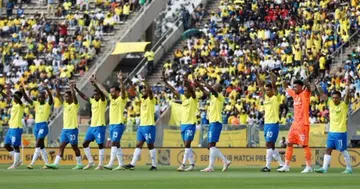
[90,74,96,84]
[117,72,123,81]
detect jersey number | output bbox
[70,134,76,141]
[145,133,152,140]
[39,129,44,134]
[266,131,273,138]
[186,130,193,137]
[338,140,343,148]
[113,132,118,139]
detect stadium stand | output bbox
[0,0,145,128]
[144,0,360,127]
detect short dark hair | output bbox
[14,91,23,98]
[110,86,120,91]
[293,80,304,86]
[265,83,272,88]
[332,91,342,97]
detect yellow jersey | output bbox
[33,101,52,123]
[9,101,25,128]
[209,94,225,123]
[264,94,281,124]
[90,98,107,127]
[144,51,155,61]
[140,97,156,126]
[109,95,127,125]
[181,95,198,125]
[63,102,79,129]
[328,99,348,132]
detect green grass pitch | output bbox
[0,165,358,189]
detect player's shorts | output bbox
[60,129,79,145]
[137,126,156,144]
[208,122,222,143]
[264,123,279,143]
[180,124,196,141]
[327,132,347,152]
[109,124,126,142]
[34,122,49,139]
[4,128,23,147]
[288,125,310,146]
[84,126,106,144]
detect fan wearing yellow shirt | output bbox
[315,82,352,174]
[163,75,197,172]
[256,71,284,172]
[124,79,157,171]
[1,86,24,170]
[73,75,107,170]
[194,78,231,172]
[46,80,83,170]
[95,72,128,171]
[22,83,53,169]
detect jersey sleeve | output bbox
[286,87,295,98]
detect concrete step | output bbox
[147,0,221,86]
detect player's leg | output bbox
[83,127,95,170]
[315,148,333,173]
[278,130,296,172]
[300,128,312,173]
[105,124,126,170]
[4,129,15,159]
[46,141,68,169]
[269,124,284,167]
[28,123,49,169]
[337,133,352,174]
[146,126,157,171]
[124,127,145,170]
[70,129,83,170]
[94,127,106,170]
[7,128,23,169]
[262,124,273,172]
[178,124,195,171]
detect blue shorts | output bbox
[110,124,125,142]
[60,129,79,145]
[181,124,196,141]
[5,128,23,147]
[84,126,106,144]
[34,122,49,139]
[208,122,222,143]
[137,126,156,144]
[264,123,280,143]
[327,132,347,152]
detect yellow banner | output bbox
[111,42,150,55]
[217,130,247,147]
[4,148,358,168]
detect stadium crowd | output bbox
[0,0,146,132]
[159,0,360,126]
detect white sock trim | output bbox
[84,147,94,163]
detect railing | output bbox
[123,17,182,84]
[0,123,332,148]
[330,28,360,67]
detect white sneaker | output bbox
[177,164,185,172]
[222,161,231,172]
[301,166,313,173]
[277,166,290,172]
[185,165,195,172]
[14,160,22,168]
[7,165,16,170]
[113,165,125,171]
[200,167,214,172]
[83,162,95,170]
[94,165,104,170]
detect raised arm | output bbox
[55,79,63,104]
[90,75,105,101]
[0,85,11,103]
[270,72,278,95]
[345,78,351,104]
[316,82,328,102]
[193,77,210,97]
[143,79,153,100]
[70,81,79,104]
[118,72,126,99]
[73,82,89,102]
[162,74,180,99]
[184,77,196,99]
[20,85,33,105]
[44,84,54,105]
[255,71,265,98]
[201,80,218,97]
